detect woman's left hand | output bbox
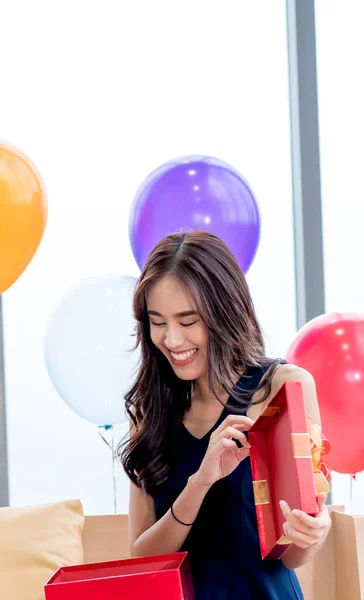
[279,492,331,549]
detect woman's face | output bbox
[146,276,208,381]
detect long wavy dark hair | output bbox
[118,231,284,495]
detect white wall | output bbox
[315,0,364,512]
[0,0,296,515]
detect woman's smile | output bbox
[169,348,199,366]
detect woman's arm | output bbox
[271,365,331,569]
[127,416,208,557]
[129,473,210,557]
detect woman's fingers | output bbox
[212,425,251,449]
[280,500,330,548]
[212,414,254,438]
[217,438,250,462]
[235,446,251,460]
[283,522,313,549]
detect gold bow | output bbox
[307,420,331,495]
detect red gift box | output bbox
[44,552,194,600]
[249,381,327,561]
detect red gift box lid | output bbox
[44,552,194,600]
[249,381,319,560]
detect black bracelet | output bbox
[170,503,195,527]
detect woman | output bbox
[119,231,331,599]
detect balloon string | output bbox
[98,425,117,514]
[349,473,355,514]
[112,426,117,514]
[98,426,112,450]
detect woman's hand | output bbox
[279,492,331,549]
[195,414,254,489]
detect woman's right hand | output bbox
[194,414,254,489]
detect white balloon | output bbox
[44,274,140,425]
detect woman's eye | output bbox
[181,321,198,328]
[151,321,165,327]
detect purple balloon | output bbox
[129,156,261,273]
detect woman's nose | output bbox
[164,326,185,350]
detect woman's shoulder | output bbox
[246,362,316,422]
[271,363,315,388]
[271,363,320,425]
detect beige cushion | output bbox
[0,499,84,600]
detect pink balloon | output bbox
[286,313,364,474]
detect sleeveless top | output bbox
[154,365,304,599]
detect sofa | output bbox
[82,509,334,599]
[82,505,364,600]
[1,500,363,599]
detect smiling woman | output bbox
[118,231,329,600]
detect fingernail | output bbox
[292,509,301,516]
[279,500,286,510]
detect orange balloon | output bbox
[0,143,47,293]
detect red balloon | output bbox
[286,313,364,474]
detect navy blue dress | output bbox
[154,366,304,599]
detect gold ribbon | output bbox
[307,420,331,495]
[253,480,270,505]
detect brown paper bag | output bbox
[296,505,343,600]
[332,511,364,599]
